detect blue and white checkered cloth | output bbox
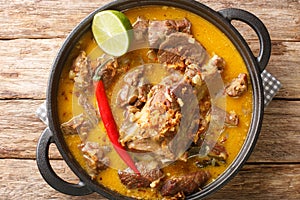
[36,70,281,124]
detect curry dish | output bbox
[57,6,252,199]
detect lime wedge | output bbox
[92,10,133,57]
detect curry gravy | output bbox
[57,6,252,199]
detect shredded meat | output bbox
[63,52,99,138]
[70,51,93,91]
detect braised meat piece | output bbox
[201,54,225,80]
[69,51,93,91]
[118,161,164,189]
[158,32,208,69]
[80,142,111,177]
[68,52,99,125]
[225,73,248,97]
[132,16,149,42]
[160,170,211,197]
[189,142,228,166]
[117,66,152,108]
[94,58,119,89]
[60,114,93,140]
[212,106,239,127]
[208,143,228,161]
[225,111,239,126]
[148,18,192,49]
[119,84,182,160]
[184,63,204,87]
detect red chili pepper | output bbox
[95,80,140,174]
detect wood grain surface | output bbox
[1,0,299,199]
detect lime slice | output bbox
[92,10,133,57]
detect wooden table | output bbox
[1,0,299,199]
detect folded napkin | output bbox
[261,70,282,106]
[36,70,281,125]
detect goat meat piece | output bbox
[118,161,164,189]
[119,84,182,161]
[225,73,248,97]
[94,59,119,89]
[225,111,239,126]
[61,114,93,141]
[201,55,225,80]
[132,16,149,42]
[158,32,208,69]
[71,51,93,91]
[208,143,228,161]
[148,18,192,49]
[117,84,139,107]
[80,142,111,174]
[160,170,211,197]
[117,66,150,107]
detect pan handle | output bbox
[219,8,271,72]
[36,128,93,196]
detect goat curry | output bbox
[57,6,252,199]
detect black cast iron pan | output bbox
[37,0,271,199]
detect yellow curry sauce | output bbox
[57,6,252,199]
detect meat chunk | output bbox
[119,84,182,159]
[70,51,93,91]
[158,32,208,69]
[118,161,164,189]
[68,52,99,125]
[225,111,239,126]
[117,84,138,107]
[117,66,152,108]
[80,142,111,177]
[60,114,93,141]
[208,143,228,161]
[184,63,203,87]
[201,54,225,80]
[225,73,248,97]
[94,58,119,89]
[148,18,192,49]
[132,16,149,42]
[160,170,211,197]
[189,143,228,168]
[213,106,239,127]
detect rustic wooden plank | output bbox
[0,99,299,162]
[0,159,103,200]
[0,0,299,41]
[0,38,63,99]
[248,99,300,163]
[1,39,299,99]
[0,0,109,39]
[208,164,300,200]
[247,40,300,99]
[1,159,299,199]
[201,0,300,41]
[0,99,62,159]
